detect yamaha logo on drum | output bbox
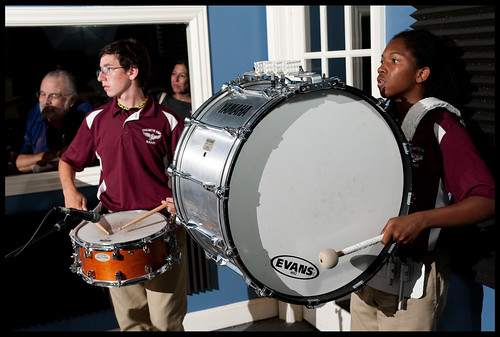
[271,255,319,280]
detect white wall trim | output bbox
[182,297,351,331]
[266,6,306,63]
[370,6,386,98]
[5,5,212,111]
[184,298,279,331]
[303,301,351,331]
[5,166,101,197]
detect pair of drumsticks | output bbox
[94,203,167,235]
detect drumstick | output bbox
[117,203,168,231]
[338,234,384,257]
[318,234,384,269]
[94,222,110,235]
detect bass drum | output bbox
[169,78,411,306]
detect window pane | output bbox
[351,6,371,49]
[352,56,371,95]
[305,58,322,75]
[327,6,345,51]
[328,58,346,82]
[306,6,321,52]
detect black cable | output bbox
[5,207,59,259]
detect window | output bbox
[266,5,385,97]
[5,6,212,111]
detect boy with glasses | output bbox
[59,38,187,331]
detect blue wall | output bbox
[184,5,271,310]
[385,6,416,42]
[207,6,268,92]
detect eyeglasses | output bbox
[36,91,72,100]
[96,66,124,77]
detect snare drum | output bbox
[169,75,411,306]
[70,210,178,287]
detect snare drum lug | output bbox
[84,247,92,259]
[87,269,96,280]
[143,244,150,254]
[165,235,178,252]
[69,262,80,274]
[145,265,152,275]
[112,248,121,260]
[115,271,123,281]
[166,251,182,265]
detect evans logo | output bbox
[271,255,319,280]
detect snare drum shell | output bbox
[77,238,168,282]
[70,210,172,287]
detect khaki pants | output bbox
[109,226,187,331]
[350,250,451,331]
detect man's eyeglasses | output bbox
[36,91,72,100]
[96,66,124,77]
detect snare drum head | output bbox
[74,210,167,246]
[227,88,408,303]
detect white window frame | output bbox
[266,5,385,97]
[5,5,212,196]
[5,5,212,112]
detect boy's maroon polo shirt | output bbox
[61,95,184,212]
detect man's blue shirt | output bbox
[20,101,92,154]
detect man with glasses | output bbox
[59,38,187,331]
[15,69,93,173]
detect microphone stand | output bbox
[4,208,81,259]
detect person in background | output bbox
[15,69,92,173]
[157,59,191,120]
[59,38,187,331]
[349,29,495,331]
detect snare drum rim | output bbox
[74,262,172,288]
[69,211,169,251]
[220,83,411,304]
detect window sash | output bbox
[266,5,385,97]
